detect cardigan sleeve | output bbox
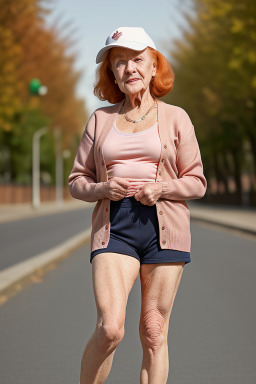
[67,113,104,202]
[160,110,207,200]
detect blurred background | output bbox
[1,0,255,207]
[1,2,256,383]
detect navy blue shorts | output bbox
[90,196,191,265]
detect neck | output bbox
[124,89,155,111]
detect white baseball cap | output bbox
[96,27,156,64]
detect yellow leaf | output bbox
[231,18,244,34]
[228,59,241,70]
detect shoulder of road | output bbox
[188,200,256,235]
[0,199,92,223]
[0,199,255,303]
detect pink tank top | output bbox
[103,120,161,197]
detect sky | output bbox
[44,0,191,115]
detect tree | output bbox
[165,0,256,201]
[0,0,88,184]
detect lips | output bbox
[126,78,141,83]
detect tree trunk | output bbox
[247,131,256,181]
[230,148,242,203]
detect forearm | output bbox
[158,176,207,201]
[69,178,107,202]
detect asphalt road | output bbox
[0,206,95,271]
[0,221,256,383]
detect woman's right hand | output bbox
[103,177,130,201]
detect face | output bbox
[109,47,156,96]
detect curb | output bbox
[0,228,91,301]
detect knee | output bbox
[139,308,166,353]
[95,319,125,353]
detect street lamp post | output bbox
[29,78,48,209]
[32,127,48,208]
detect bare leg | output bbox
[139,262,185,384]
[80,253,140,384]
[80,323,121,384]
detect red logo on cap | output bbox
[112,30,122,40]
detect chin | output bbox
[124,86,144,95]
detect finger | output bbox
[113,187,127,195]
[117,179,130,188]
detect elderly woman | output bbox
[68,27,207,384]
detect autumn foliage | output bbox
[0,0,88,184]
[165,0,256,203]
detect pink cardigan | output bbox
[68,99,207,253]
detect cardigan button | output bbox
[161,158,164,163]
[105,225,108,230]
[159,211,163,215]
[102,161,104,165]
[99,147,101,151]
[102,241,105,245]
[159,171,161,176]
[161,226,165,230]
[106,208,109,212]
[162,240,166,244]
[164,144,167,149]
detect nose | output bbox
[125,59,136,74]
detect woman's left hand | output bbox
[133,182,162,206]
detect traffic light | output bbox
[29,79,48,95]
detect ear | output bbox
[152,64,157,77]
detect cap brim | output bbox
[96,41,148,64]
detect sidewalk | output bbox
[0,199,255,304]
[0,199,94,223]
[188,201,256,236]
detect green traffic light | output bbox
[29,79,42,94]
